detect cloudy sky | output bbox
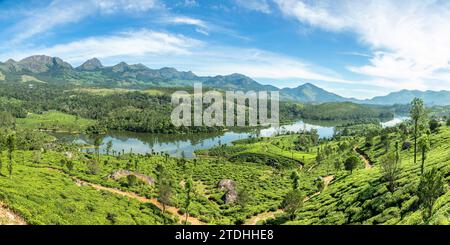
[1,0,450,99]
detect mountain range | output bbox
[1,55,449,105]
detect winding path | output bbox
[46,167,205,225]
[0,203,27,225]
[244,175,334,225]
[354,147,373,169]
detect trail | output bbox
[45,167,205,225]
[0,203,27,225]
[354,147,373,169]
[245,175,334,225]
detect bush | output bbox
[402,141,411,150]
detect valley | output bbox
[0,56,449,225]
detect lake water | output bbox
[53,117,407,158]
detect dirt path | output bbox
[0,203,27,225]
[43,167,205,225]
[75,178,205,225]
[354,147,373,169]
[245,175,334,225]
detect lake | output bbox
[53,117,407,158]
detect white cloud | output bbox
[162,16,210,35]
[8,0,159,43]
[96,0,158,13]
[234,0,272,14]
[274,0,450,91]
[6,29,200,63]
[4,28,355,87]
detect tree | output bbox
[183,177,194,224]
[380,149,401,192]
[6,134,16,178]
[106,140,113,155]
[66,160,74,172]
[158,178,172,214]
[429,119,439,132]
[417,168,445,221]
[344,156,359,174]
[0,135,3,175]
[237,187,251,210]
[410,98,426,165]
[127,175,138,187]
[417,134,430,175]
[447,118,450,126]
[93,136,102,162]
[281,189,304,220]
[156,163,171,214]
[290,171,300,190]
[333,158,341,171]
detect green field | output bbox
[16,112,96,133]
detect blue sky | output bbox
[1,0,450,99]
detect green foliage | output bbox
[301,102,394,121]
[417,168,446,221]
[344,156,360,174]
[281,189,305,220]
[380,150,401,192]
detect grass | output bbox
[0,162,172,225]
[0,123,448,225]
[282,126,450,225]
[20,75,46,84]
[16,111,95,133]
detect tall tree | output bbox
[183,177,194,224]
[281,189,304,220]
[106,140,113,155]
[417,134,430,175]
[7,134,16,178]
[380,150,401,192]
[417,168,445,221]
[344,156,359,174]
[93,136,102,163]
[410,98,426,165]
[290,171,300,190]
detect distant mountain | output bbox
[280,83,348,103]
[76,58,103,71]
[203,73,278,91]
[1,55,449,105]
[360,90,450,106]
[0,55,73,73]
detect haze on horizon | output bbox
[1,0,450,99]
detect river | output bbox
[52,117,407,158]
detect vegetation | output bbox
[0,94,449,225]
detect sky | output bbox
[1,0,450,99]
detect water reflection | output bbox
[53,117,406,158]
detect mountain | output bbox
[280,83,348,103]
[203,73,278,91]
[1,55,449,105]
[76,58,103,71]
[360,90,450,106]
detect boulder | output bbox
[108,170,155,185]
[217,179,238,204]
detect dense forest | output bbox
[0,81,397,135]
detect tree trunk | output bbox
[421,147,425,175]
[414,120,418,164]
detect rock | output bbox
[217,179,238,204]
[108,170,155,185]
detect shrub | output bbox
[402,141,411,150]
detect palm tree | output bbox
[410,98,426,165]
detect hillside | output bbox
[2,55,449,105]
